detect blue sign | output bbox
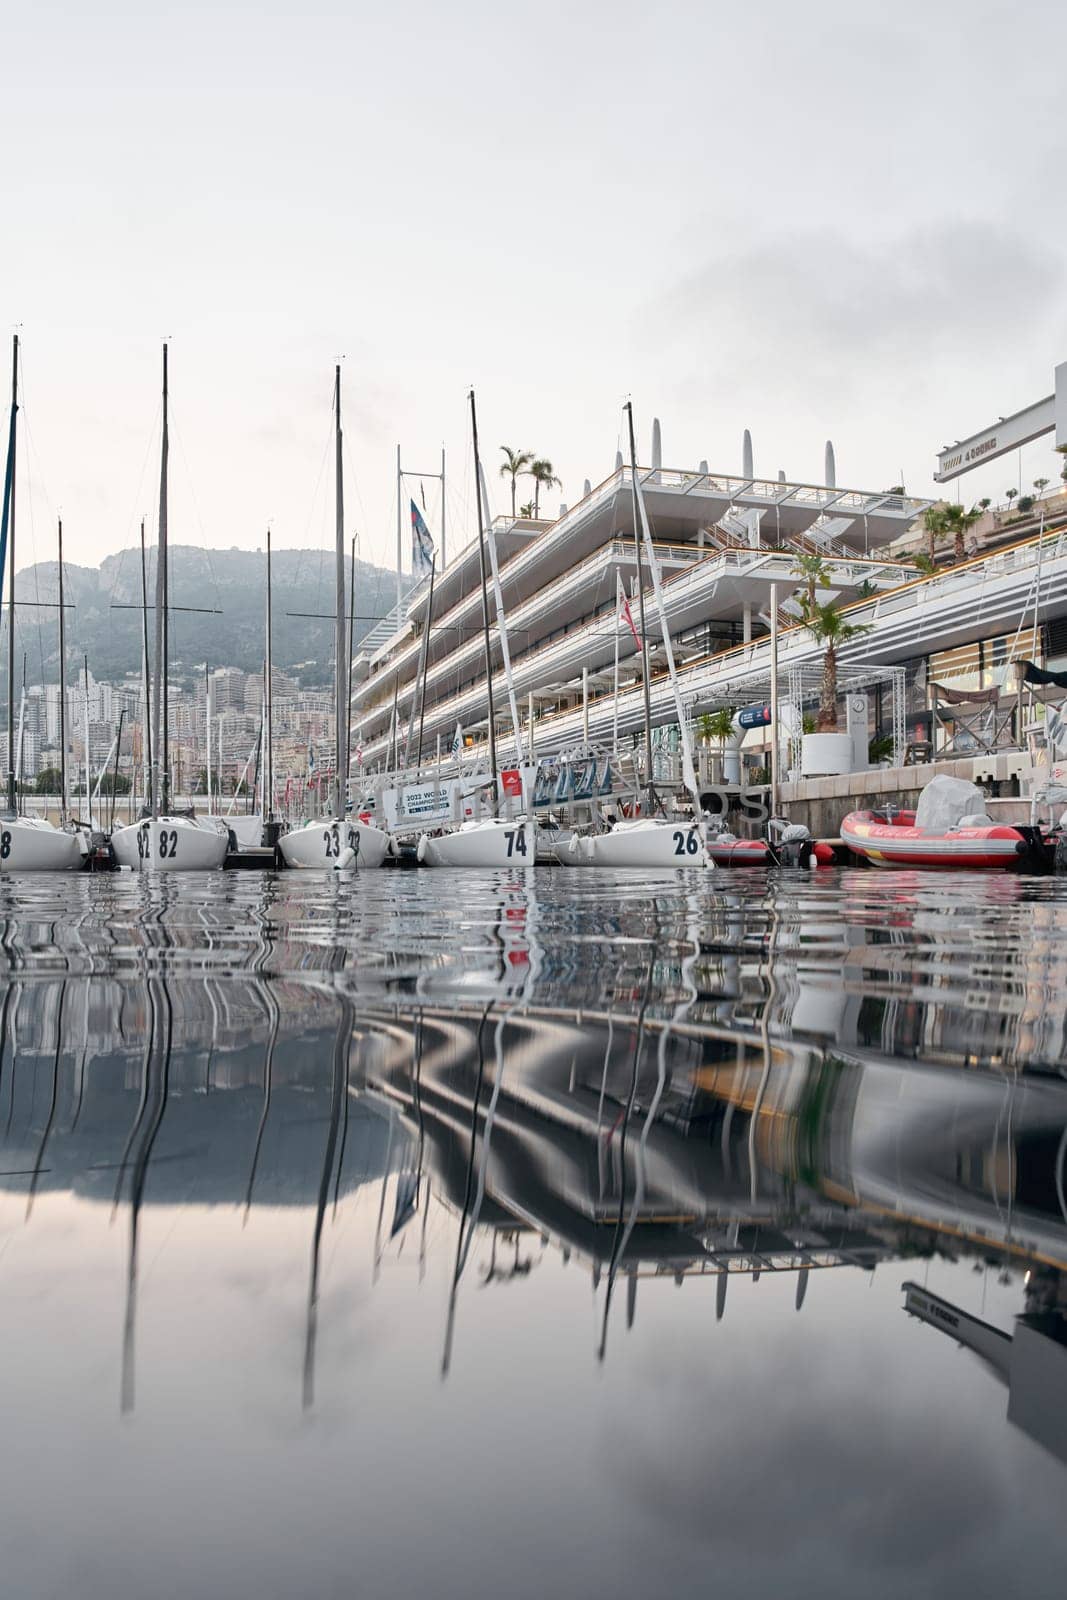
[737,703,772,729]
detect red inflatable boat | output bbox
[840,808,1031,869]
[704,835,837,867]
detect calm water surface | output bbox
[0,866,1065,1599]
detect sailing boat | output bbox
[110,345,230,871]
[279,366,391,869]
[571,402,709,868]
[0,336,84,872]
[417,390,536,869]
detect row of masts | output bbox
[2,337,679,830]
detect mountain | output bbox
[5,545,409,690]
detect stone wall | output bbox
[779,752,1038,839]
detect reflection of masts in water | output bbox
[0,974,16,1138]
[442,883,543,1372]
[413,1009,430,1283]
[244,979,280,1220]
[67,979,91,1135]
[441,1001,494,1378]
[749,881,781,1207]
[112,980,156,1217]
[26,975,66,1216]
[596,963,650,1364]
[371,1098,396,1281]
[599,894,700,1359]
[121,974,173,1415]
[245,880,281,1218]
[302,995,353,1410]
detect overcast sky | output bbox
[5,0,1067,578]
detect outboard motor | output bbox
[769,817,814,868]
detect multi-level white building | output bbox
[350,428,927,777]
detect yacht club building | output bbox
[351,428,926,776]
[350,416,1067,796]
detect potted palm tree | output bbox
[799,600,872,776]
[697,705,736,784]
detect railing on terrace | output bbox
[406,466,927,620]
[514,523,1067,746]
[353,537,706,711]
[354,544,917,754]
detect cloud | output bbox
[646,220,1064,403]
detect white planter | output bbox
[800,732,854,777]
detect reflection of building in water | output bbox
[362,1002,1067,1337]
[904,1273,1067,1468]
[773,879,1067,1072]
[2,972,1065,1400]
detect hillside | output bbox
[5,545,409,690]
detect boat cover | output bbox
[913,775,988,833]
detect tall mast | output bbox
[469,389,498,783]
[205,663,212,808]
[139,518,153,812]
[152,343,169,817]
[4,335,18,815]
[345,532,355,787]
[58,519,68,821]
[333,366,347,819]
[625,402,655,806]
[265,526,274,820]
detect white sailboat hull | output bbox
[0,816,85,873]
[417,818,535,868]
[569,818,710,868]
[278,818,392,870]
[111,816,230,872]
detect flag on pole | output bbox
[618,576,642,649]
[450,722,463,758]
[411,500,435,574]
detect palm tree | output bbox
[499,446,534,518]
[940,502,982,562]
[803,601,872,731]
[1005,487,1018,509]
[518,500,534,518]
[791,553,832,618]
[529,458,561,519]
[921,504,948,566]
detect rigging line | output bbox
[291,385,336,597]
[13,350,47,684]
[166,401,225,617]
[106,396,163,607]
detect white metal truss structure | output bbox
[785,663,906,772]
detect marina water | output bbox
[1,866,1066,1598]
